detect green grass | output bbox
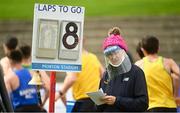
[0,0,180,20]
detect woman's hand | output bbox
[102,95,116,105]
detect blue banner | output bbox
[32,63,81,72]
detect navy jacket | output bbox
[97,65,148,112]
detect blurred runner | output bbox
[56,37,104,112]
[135,35,180,112]
[4,50,46,112]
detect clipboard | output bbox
[86,88,106,105]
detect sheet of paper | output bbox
[86,88,106,105]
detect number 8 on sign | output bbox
[63,22,78,49]
[59,21,81,60]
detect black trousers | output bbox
[15,104,47,112]
[147,107,177,112]
[72,98,97,112]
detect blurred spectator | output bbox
[136,41,144,59]
[0,64,14,112]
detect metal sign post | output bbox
[49,71,56,113]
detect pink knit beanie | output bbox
[103,34,128,51]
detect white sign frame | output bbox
[32,3,85,72]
